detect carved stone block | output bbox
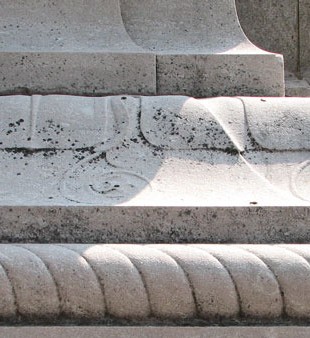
[0,0,284,96]
[0,95,309,242]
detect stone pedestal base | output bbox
[0,0,284,96]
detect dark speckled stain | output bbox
[5,118,25,136]
[0,314,308,327]
[0,207,309,244]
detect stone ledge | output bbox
[285,72,310,97]
[1,244,310,323]
[1,327,310,338]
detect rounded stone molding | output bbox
[1,244,310,323]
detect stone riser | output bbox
[1,206,309,244]
[0,53,284,97]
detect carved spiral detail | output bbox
[1,244,310,321]
[291,161,310,202]
[61,166,152,204]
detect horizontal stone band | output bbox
[1,96,309,151]
[1,244,310,322]
[0,96,309,208]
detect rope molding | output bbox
[0,244,310,321]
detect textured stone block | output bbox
[0,95,139,149]
[286,74,310,97]
[236,0,299,73]
[0,95,309,243]
[2,327,310,338]
[0,0,156,95]
[121,0,284,97]
[0,52,156,96]
[300,0,310,72]
[0,95,309,206]
[0,244,309,324]
[241,97,310,150]
[156,54,283,97]
[0,0,284,96]
[0,206,310,244]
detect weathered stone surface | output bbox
[300,0,310,72]
[0,95,309,242]
[304,69,310,90]
[1,206,310,244]
[236,0,310,91]
[0,0,155,95]
[121,0,284,97]
[0,244,310,323]
[156,54,284,97]
[140,96,236,150]
[0,95,139,149]
[0,52,156,96]
[286,73,310,97]
[0,95,309,207]
[2,327,310,338]
[0,0,284,96]
[0,2,307,334]
[242,97,310,150]
[236,0,299,73]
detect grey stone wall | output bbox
[237,0,309,74]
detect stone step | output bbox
[285,72,310,97]
[0,95,309,206]
[0,0,284,97]
[0,244,310,325]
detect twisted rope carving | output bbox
[1,244,310,321]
